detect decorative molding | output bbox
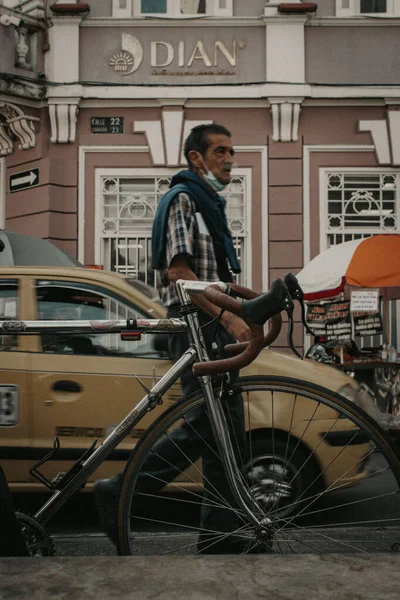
[133,108,211,166]
[358,111,400,166]
[20,1,46,20]
[162,110,184,166]
[0,122,14,156]
[15,28,32,70]
[0,74,45,100]
[358,120,390,165]
[48,81,400,102]
[0,100,39,153]
[269,97,303,142]
[48,100,80,143]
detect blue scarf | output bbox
[152,170,241,282]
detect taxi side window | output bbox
[35,281,167,358]
[0,280,18,352]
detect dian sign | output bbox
[109,33,246,75]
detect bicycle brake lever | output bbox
[283,273,315,337]
[277,282,303,359]
[286,312,303,359]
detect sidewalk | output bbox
[1,552,400,600]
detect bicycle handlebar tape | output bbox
[192,280,290,378]
[224,313,282,356]
[192,283,265,377]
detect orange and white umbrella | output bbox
[297,234,400,301]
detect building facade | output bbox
[1,0,400,348]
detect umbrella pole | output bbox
[383,290,390,347]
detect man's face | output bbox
[201,133,235,185]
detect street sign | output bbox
[9,168,39,193]
[90,117,124,134]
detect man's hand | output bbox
[221,312,251,343]
[168,255,250,342]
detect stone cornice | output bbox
[80,16,264,27]
[0,6,45,29]
[0,75,46,101]
[307,16,400,26]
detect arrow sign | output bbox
[9,168,39,193]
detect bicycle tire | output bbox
[116,375,400,555]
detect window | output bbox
[324,171,399,247]
[36,281,166,358]
[99,173,249,289]
[323,170,400,348]
[112,0,232,17]
[360,0,386,12]
[0,280,18,352]
[335,0,400,16]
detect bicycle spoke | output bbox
[118,377,400,555]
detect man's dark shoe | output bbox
[197,532,272,555]
[93,478,120,545]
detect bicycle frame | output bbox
[2,280,265,530]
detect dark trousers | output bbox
[112,306,246,533]
[0,467,28,556]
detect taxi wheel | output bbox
[117,375,400,556]
[244,437,318,520]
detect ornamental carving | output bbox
[49,103,80,143]
[0,101,39,156]
[269,98,304,143]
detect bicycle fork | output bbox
[200,375,271,534]
[183,308,270,534]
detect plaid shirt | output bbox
[158,192,220,307]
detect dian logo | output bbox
[109,34,144,75]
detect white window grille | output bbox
[112,0,232,17]
[335,0,400,16]
[325,171,398,247]
[99,173,248,290]
[324,170,400,348]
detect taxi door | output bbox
[0,276,34,488]
[28,277,179,486]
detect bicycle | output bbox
[4,274,400,556]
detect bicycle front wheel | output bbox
[117,376,400,555]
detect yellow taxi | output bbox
[0,265,375,515]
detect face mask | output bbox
[195,152,228,192]
[203,170,228,192]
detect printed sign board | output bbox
[353,313,383,337]
[91,117,124,134]
[9,168,39,193]
[350,290,379,313]
[307,301,352,344]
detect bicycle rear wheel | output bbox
[117,376,400,555]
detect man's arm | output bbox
[168,254,250,343]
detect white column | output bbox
[45,15,82,83]
[265,16,307,84]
